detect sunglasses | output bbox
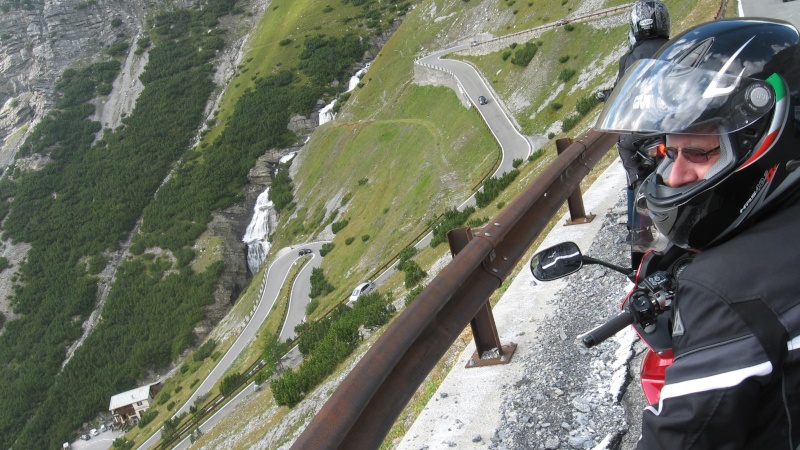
[664,145,721,163]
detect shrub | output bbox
[309,267,335,299]
[357,177,368,186]
[502,51,512,61]
[511,42,537,67]
[564,23,575,32]
[260,335,288,380]
[219,372,245,396]
[105,41,130,58]
[320,242,335,256]
[138,410,157,428]
[405,284,425,306]
[558,68,576,83]
[402,260,427,287]
[475,169,520,208]
[467,216,489,228]
[156,391,171,405]
[87,254,107,274]
[306,298,320,315]
[361,234,370,242]
[576,95,599,116]
[332,219,349,234]
[431,206,476,248]
[550,102,563,111]
[175,247,196,267]
[562,113,582,132]
[512,158,523,168]
[558,55,570,63]
[398,247,417,261]
[193,339,217,362]
[279,38,292,46]
[269,162,295,212]
[345,237,355,245]
[529,148,546,161]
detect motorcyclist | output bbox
[615,1,671,269]
[596,18,800,448]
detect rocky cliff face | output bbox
[0,0,308,346]
[0,0,148,170]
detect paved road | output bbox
[138,242,326,449]
[417,48,534,204]
[279,245,324,342]
[740,0,800,29]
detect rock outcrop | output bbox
[0,0,148,169]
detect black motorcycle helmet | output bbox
[630,1,670,42]
[597,18,800,250]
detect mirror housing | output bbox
[530,242,584,281]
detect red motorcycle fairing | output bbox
[640,348,673,405]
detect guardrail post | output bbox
[556,137,596,226]
[447,227,516,368]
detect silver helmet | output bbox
[630,1,670,42]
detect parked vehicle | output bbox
[478,95,488,105]
[347,280,376,307]
[530,240,689,404]
[298,248,313,256]
[90,428,99,436]
[79,434,90,441]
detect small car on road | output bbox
[478,95,488,105]
[347,280,376,306]
[298,248,312,256]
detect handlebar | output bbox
[580,310,634,348]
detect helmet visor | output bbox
[596,58,775,135]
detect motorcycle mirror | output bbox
[530,241,583,281]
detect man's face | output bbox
[665,134,722,187]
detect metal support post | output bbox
[447,227,516,368]
[556,137,596,225]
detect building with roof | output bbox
[108,382,162,425]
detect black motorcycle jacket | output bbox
[637,198,800,449]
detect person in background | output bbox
[596,18,800,448]
[616,0,671,269]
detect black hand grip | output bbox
[581,310,634,348]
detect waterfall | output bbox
[318,63,371,126]
[243,188,273,274]
[319,100,337,125]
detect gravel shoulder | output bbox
[398,159,649,450]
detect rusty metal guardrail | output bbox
[291,129,618,449]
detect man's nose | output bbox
[667,153,700,187]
